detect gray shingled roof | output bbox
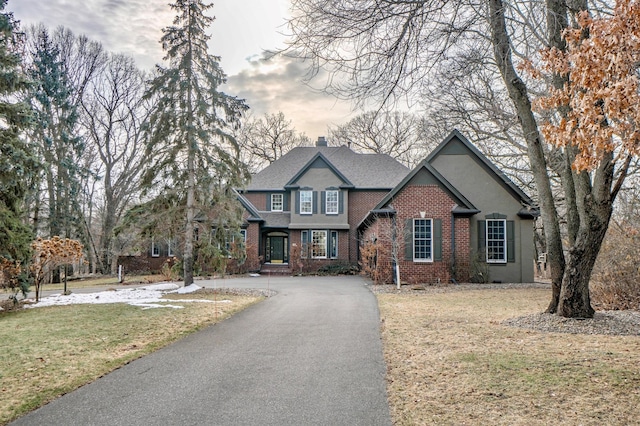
[246,146,410,191]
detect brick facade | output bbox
[347,190,390,263]
[364,185,473,284]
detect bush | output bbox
[317,262,359,276]
[591,223,640,310]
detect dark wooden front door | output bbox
[270,237,284,263]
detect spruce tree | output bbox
[0,0,38,294]
[144,0,248,286]
[28,27,84,240]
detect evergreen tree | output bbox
[28,27,85,241]
[0,0,38,294]
[143,0,249,286]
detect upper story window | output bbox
[413,218,432,262]
[271,193,283,212]
[487,219,506,263]
[326,190,339,215]
[300,190,313,214]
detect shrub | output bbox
[591,223,640,310]
[317,262,359,276]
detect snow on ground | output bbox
[26,283,232,310]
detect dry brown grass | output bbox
[0,293,261,425]
[378,288,640,425]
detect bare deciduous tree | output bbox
[329,110,433,167]
[80,53,151,274]
[237,111,309,172]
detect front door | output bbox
[266,234,289,263]
[270,237,284,263]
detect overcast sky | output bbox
[10,0,356,139]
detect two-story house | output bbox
[238,131,538,284]
[237,136,410,273]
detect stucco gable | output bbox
[427,130,537,216]
[373,161,477,213]
[285,152,354,189]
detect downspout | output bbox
[451,213,458,285]
[392,212,401,289]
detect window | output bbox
[330,231,338,258]
[311,230,327,258]
[301,230,308,258]
[225,229,247,256]
[271,193,283,212]
[413,219,432,262]
[300,190,312,214]
[167,239,174,257]
[487,219,506,263]
[326,190,339,214]
[151,238,160,257]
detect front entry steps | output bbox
[259,263,292,276]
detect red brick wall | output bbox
[361,185,473,284]
[348,190,390,263]
[245,222,261,272]
[244,192,266,211]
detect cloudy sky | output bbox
[10,0,356,138]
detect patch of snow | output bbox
[249,273,261,277]
[175,284,201,294]
[140,283,180,291]
[25,285,231,309]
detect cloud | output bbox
[12,0,172,70]
[226,54,357,138]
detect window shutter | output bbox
[313,191,318,214]
[433,219,442,261]
[404,219,413,260]
[507,220,515,263]
[266,194,271,211]
[338,191,344,214]
[295,191,300,214]
[321,191,326,214]
[478,220,486,252]
[283,193,289,211]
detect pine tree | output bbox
[143,0,249,286]
[0,0,38,294]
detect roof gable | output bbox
[426,130,536,209]
[285,152,354,189]
[246,146,409,191]
[374,160,477,212]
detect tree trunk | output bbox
[184,149,195,286]
[488,0,565,312]
[183,15,195,288]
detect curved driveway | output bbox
[12,276,391,426]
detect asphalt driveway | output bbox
[11,276,391,426]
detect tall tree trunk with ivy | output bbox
[143,0,249,286]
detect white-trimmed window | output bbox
[300,190,313,214]
[271,193,283,212]
[413,219,432,262]
[311,230,327,258]
[330,231,338,258]
[151,238,160,257]
[167,239,174,257]
[326,190,339,214]
[487,219,507,263]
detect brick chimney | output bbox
[316,136,327,147]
